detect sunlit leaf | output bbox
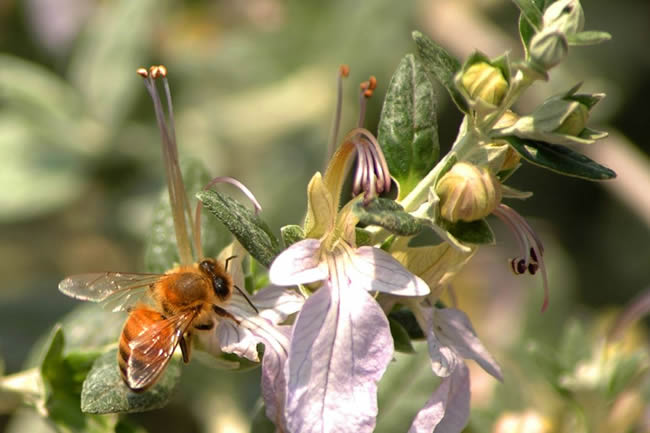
[353,198,423,236]
[412,31,467,113]
[197,190,280,268]
[378,54,439,198]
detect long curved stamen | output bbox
[139,65,194,265]
[193,176,263,259]
[327,65,350,162]
[348,128,391,202]
[494,204,549,312]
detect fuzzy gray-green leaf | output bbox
[280,224,305,248]
[412,31,468,113]
[197,190,280,268]
[81,349,181,414]
[501,135,616,180]
[378,54,439,198]
[353,198,423,236]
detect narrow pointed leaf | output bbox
[353,198,423,236]
[511,0,543,30]
[81,349,181,414]
[378,54,440,197]
[567,31,612,46]
[412,32,468,113]
[518,0,546,52]
[197,189,280,267]
[501,135,616,180]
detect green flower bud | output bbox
[461,62,508,107]
[554,102,589,135]
[529,28,568,71]
[437,162,502,223]
[543,0,584,36]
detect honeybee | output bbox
[59,257,249,392]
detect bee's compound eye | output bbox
[212,276,229,299]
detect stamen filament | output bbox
[327,65,349,162]
[140,67,193,265]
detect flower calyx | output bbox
[456,53,511,118]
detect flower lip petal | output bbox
[269,238,328,286]
[349,246,431,296]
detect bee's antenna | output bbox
[234,284,259,314]
[224,255,238,271]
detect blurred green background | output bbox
[0,0,648,432]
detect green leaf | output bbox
[81,349,181,414]
[197,190,280,268]
[378,54,439,198]
[518,0,546,54]
[38,326,115,433]
[353,198,423,236]
[144,159,229,273]
[389,318,415,353]
[512,0,543,31]
[280,224,305,248]
[440,218,495,245]
[376,342,440,433]
[567,31,612,46]
[412,31,468,113]
[501,135,617,180]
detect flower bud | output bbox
[437,162,502,222]
[529,28,568,71]
[543,0,584,36]
[461,62,508,107]
[488,111,521,172]
[554,101,589,135]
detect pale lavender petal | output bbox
[215,320,260,362]
[434,308,503,381]
[418,306,462,377]
[349,246,430,296]
[285,283,393,433]
[252,284,306,324]
[269,238,328,286]
[408,364,470,433]
[259,325,291,429]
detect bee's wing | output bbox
[125,309,198,391]
[58,272,166,311]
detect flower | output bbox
[268,85,430,431]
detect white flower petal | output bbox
[419,307,462,377]
[408,363,470,433]
[269,238,328,286]
[349,246,430,296]
[215,320,260,362]
[285,282,393,433]
[252,284,305,324]
[434,308,503,381]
